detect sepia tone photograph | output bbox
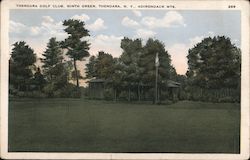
[1,0,249,159]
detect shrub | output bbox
[54,84,81,98]
[16,91,47,98]
[43,83,55,97]
[218,97,235,103]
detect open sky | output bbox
[10,10,241,75]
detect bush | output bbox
[16,91,47,98]
[43,83,55,97]
[54,84,81,98]
[218,97,235,103]
[162,99,173,105]
[184,86,240,103]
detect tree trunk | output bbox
[158,87,161,104]
[73,58,79,88]
[138,84,141,101]
[114,87,117,102]
[128,87,131,101]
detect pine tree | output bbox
[41,37,63,80]
[62,19,90,88]
[41,37,68,96]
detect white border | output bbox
[1,0,249,159]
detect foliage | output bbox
[53,83,81,98]
[85,37,177,102]
[32,67,47,91]
[15,91,47,98]
[9,41,36,91]
[85,51,116,80]
[139,38,173,86]
[85,55,97,79]
[62,19,90,88]
[95,51,116,79]
[185,86,240,103]
[186,36,241,89]
[41,37,63,78]
[41,38,69,97]
[120,37,143,87]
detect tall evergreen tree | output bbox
[62,19,90,88]
[41,37,63,80]
[9,41,36,91]
[41,37,68,96]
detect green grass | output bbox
[8,99,240,153]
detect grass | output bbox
[8,99,240,153]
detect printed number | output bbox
[228,5,236,8]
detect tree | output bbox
[9,41,36,91]
[139,38,172,102]
[85,51,115,80]
[62,19,90,88]
[186,36,241,89]
[111,58,126,101]
[85,51,117,100]
[32,67,46,91]
[41,37,68,96]
[120,37,143,101]
[41,37,63,80]
[85,55,97,79]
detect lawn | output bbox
[8,99,240,153]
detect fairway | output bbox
[8,99,240,153]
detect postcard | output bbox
[1,0,249,159]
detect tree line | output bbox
[9,19,90,98]
[9,18,241,102]
[85,37,178,102]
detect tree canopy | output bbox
[9,41,36,91]
[62,19,90,88]
[139,38,173,87]
[41,37,64,79]
[85,51,116,80]
[186,36,241,89]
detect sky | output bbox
[9,9,241,75]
